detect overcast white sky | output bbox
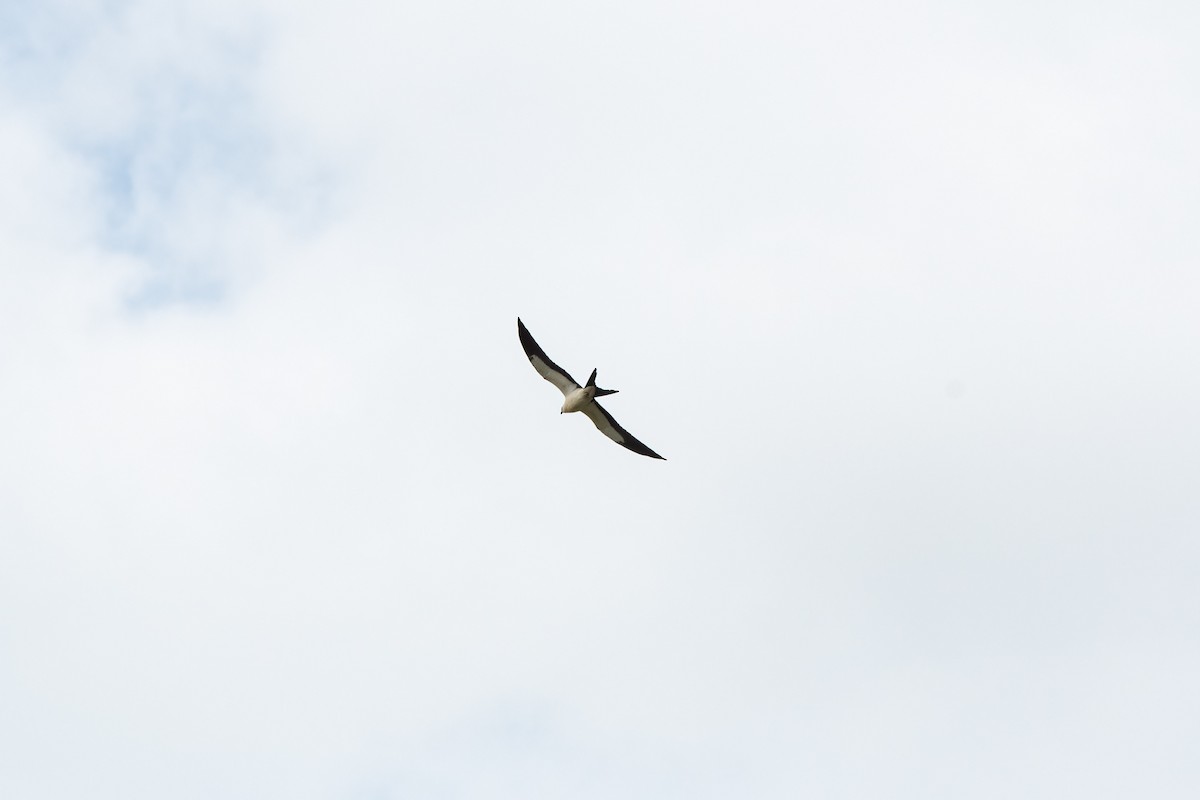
[2,1,1198,797]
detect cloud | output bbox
[2,1,1199,798]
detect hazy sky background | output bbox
[2,1,1198,797]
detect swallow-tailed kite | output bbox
[517,318,665,460]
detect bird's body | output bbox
[517,318,665,460]
[561,386,595,414]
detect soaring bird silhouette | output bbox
[517,318,665,460]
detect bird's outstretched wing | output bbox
[517,318,579,396]
[582,401,666,460]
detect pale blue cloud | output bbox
[1,0,313,311]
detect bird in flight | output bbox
[517,318,665,460]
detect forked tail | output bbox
[586,368,619,398]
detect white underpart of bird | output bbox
[517,317,666,460]
[561,386,594,414]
